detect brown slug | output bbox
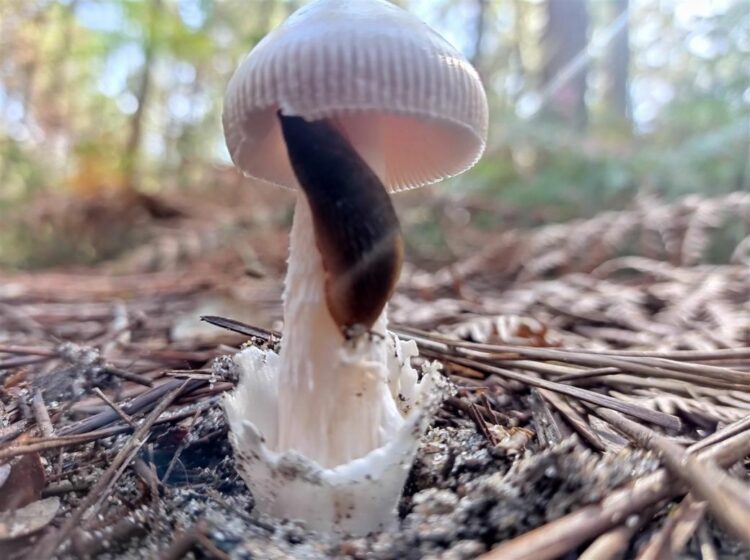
[278,113,403,334]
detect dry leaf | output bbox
[0,497,60,540]
[0,454,45,512]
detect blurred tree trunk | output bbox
[471,0,489,74]
[51,0,77,128]
[541,0,590,129]
[123,0,161,192]
[607,0,631,121]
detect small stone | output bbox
[411,489,459,516]
[444,540,486,560]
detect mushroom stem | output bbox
[277,195,404,467]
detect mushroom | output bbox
[223,0,487,534]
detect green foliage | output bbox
[0,139,50,204]
[450,0,749,227]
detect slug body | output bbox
[279,113,403,333]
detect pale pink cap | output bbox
[223,0,488,192]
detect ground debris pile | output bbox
[340,435,660,560]
[0,192,749,559]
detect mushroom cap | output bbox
[223,0,489,192]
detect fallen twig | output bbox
[478,417,750,560]
[29,381,190,559]
[592,407,750,549]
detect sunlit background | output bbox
[0,0,748,269]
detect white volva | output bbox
[224,196,446,533]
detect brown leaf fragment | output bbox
[0,496,60,540]
[495,427,534,456]
[0,453,45,511]
[444,314,558,347]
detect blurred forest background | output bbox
[0,0,748,270]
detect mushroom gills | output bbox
[279,113,403,334]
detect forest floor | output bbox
[0,188,749,559]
